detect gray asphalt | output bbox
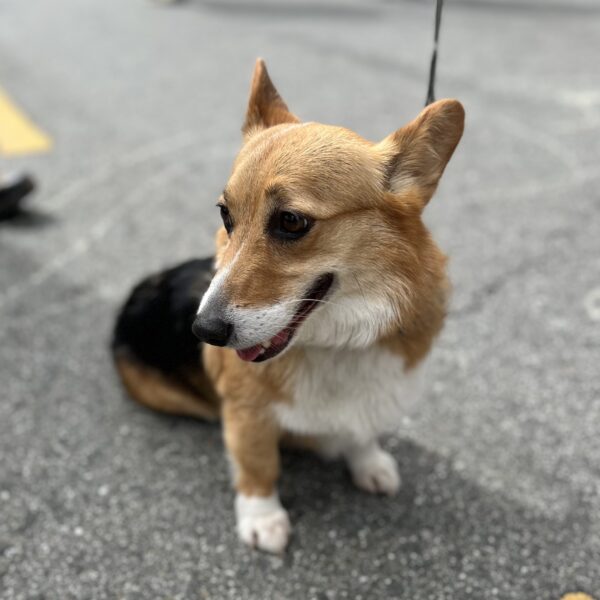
[1,0,599,598]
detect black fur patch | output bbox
[112,258,214,373]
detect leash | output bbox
[425,0,444,106]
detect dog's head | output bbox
[193,59,464,363]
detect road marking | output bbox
[0,88,52,155]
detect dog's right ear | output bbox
[242,59,299,139]
[377,99,464,208]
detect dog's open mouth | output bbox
[236,273,334,363]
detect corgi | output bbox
[112,59,464,553]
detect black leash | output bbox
[425,0,444,106]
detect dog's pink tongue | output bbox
[236,344,263,362]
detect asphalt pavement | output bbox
[0,0,599,598]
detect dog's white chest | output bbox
[273,346,426,442]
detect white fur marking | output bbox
[273,347,427,443]
[228,279,397,351]
[296,293,397,349]
[227,302,293,349]
[235,492,291,554]
[197,245,242,313]
[345,441,401,495]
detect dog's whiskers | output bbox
[276,297,343,309]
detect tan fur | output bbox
[222,401,281,496]
[203,342,288,495]
[115,355,220,421]
[242,59,299,139]
[375,191,451,368]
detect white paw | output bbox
[347,445,401,496]
[238,510,290,554]
[235,493,291,554]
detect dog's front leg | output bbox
[222,400,290,553]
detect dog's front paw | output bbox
[347,444,401,496]
[235,493,291,554]
[238,509,291,554]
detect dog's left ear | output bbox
[377,99,464,207]
[242,59,299,139]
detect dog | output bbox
[112,59,464,553]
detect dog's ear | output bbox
[242,59,299,139]
[377,99,464,207]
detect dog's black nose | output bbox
[192,314,233,347]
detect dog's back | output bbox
[112,258,220,419]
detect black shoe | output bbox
[0,172,36,220]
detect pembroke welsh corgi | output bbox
[113,59,464,553]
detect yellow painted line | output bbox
[562,594,595,600]
[0,88,52,156]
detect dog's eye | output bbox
[270,210,312,240]
[218,203,233,235]
[281,212,307,233]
